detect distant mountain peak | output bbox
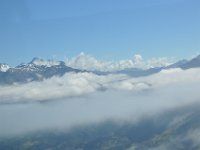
[0,58,80,85]
[0,64,10,72]
[192,54,200,60]
[180,55,200,69]
[165,59,188,69]
[30,57,62,67]
[30,57,41,63]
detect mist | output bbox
[0,68,200,137]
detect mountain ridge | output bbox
[0,55,200,84]
[0,58,81,85]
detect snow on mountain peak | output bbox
[0,64,10,72]
[65,53,174,71]
[30,57,61,67]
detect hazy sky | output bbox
[0,0,199,65]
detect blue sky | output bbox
[0,0,199,65]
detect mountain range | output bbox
[0,58,80,85]
[0,55,200,85]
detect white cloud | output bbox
[0,68,200,136]
[65,52,174,71]
[1,68,200,104]
[0,73,128,103]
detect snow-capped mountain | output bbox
[15,58,65,72]
[0,58,81,85]
[113,55,200,77]
[30,57,61,67]
[0,55,200,85]
[0,64,10,72]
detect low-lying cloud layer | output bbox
[0,68,199,103]
[0,68,200,136]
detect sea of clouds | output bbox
[0,68,200,136]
